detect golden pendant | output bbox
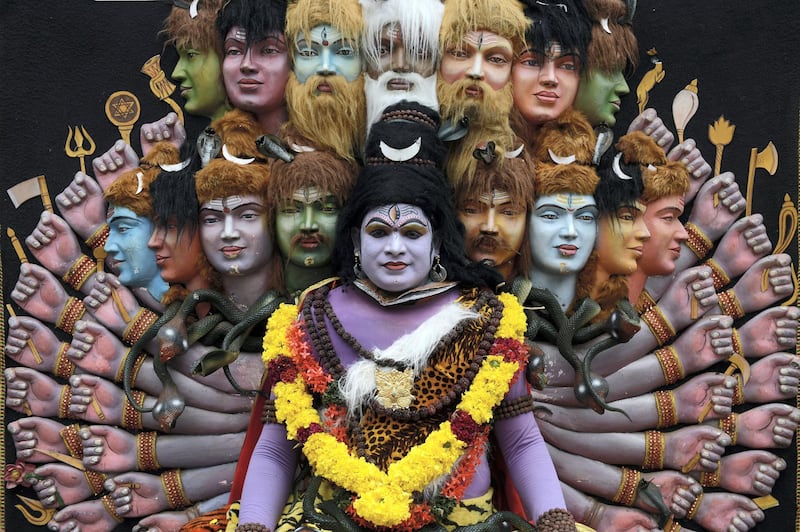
[375,367,414,409]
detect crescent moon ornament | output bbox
[647,164,657,171]
[600,17,612,34]
[222,144,255,165]
[504,144,525,159]
[380,137,421,161]
[548,149,576,165]
[189,0,199,18]
[612,153,634,180]
[135,172,144,194]
[159,159,192,172]
[290,142,316,153]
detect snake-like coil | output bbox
[121,288,285,430]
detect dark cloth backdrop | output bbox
[1,1,797,530]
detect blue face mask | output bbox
[294,25,362,83]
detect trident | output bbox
[745,141,778,217]
[65,125,96,174]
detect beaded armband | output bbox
[635,289,657,314]
[612,467,641,506]
[113,350,140,384]
[137,432,161,471]
[686,492,704,520]
[717,289,745,319]
[62,255,97,291]
[60,424,84,458]
[494,395,535,420]
[730,328,743,357]
[641,305,676,346]
[122,308,159,345]
[699,463,721,487]
[261,399,277,424]
[685,222,713,259]
[654,390,678,428]
[732,374,745,405]
[85,224,109,250]
[642,430,665,470]
[705,258,731,290]
[101,494,125,523]
[654,346,684,385]
[718,412,739,445]
[122,390,146,430]
[58,385,75,419]
[161,469,192,509]
[53,343,76,379]
[85,470,108,495]
[56,297,87,334]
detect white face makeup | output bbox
[199,194,272,276]
[528,193,598,276]
[355,203,435,293]
[294,25,361,83]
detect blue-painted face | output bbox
[528,193,598,276]
[293,25,361,83]
[105,205,166,295]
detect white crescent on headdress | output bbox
[222,144,255,165]
[612,153,634,180]
[647,164,657,171]
[289,142,316,153]
[159,159,192,172]
[600,17,612,34]
[380,137,421,161]
[189,0,199,18]
[504,144,525,159]
[548,149,576,165]
[135,172,144,194]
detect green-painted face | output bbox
[275,187,340,267]
[574,69,630,127]
[171,46,228,119]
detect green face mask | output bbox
[172,46,228,119]
[275,188,341,268]
[574,69,630,127]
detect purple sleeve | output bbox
[238,422,298,528]
[494,376,566,521]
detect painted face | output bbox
[529,194,597,276]
[574,69,630,127]
[105,206,163,288]
[596,202,650,276]
[366,23,436,80]
[275,187,340,268]
[639,194,688,276]
[199,194,272,276]
[512,42,580,125]
[294,25,361,83]
[171,45,227,119]
[222,26,291,114]
[147,218,203,285]
[458,189,526,278]
[440,30,514,92]
[356,203,435,293]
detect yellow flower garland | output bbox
[262,291,528,528]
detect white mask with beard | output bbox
[364,70,439,135]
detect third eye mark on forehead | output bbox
[370,204,427,227]
[555,193,589,210]
[477,189,513,206]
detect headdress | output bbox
[518,0,592,67]
[285,0,363,61]
[333,101,501,289]
[104,142,181,216]
[216,0,288,46]
[615,131,688,203]
[194,109,270,205]
[583,0,638,73]
[163,0,225,52]
[439,0,528,55]
[360,0,444,67]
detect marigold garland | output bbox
[261,291,529,528]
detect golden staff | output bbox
[141,55,185,124]
[64,126,96,174]
[7,227,28,263]
[6,304,42,365]
[708,116,736,206]
[105,90,141,145]
[745,141,778,217]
